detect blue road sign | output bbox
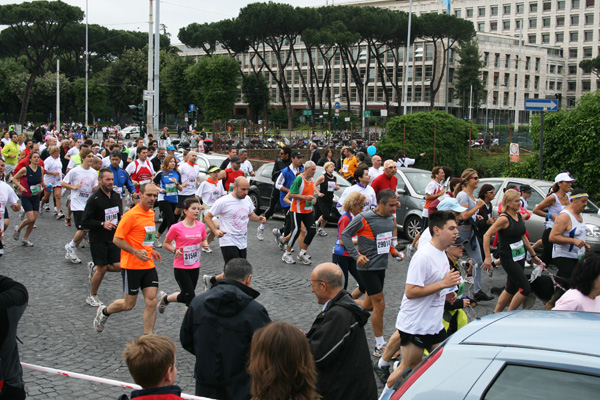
[335,102,340,108]
[524,99,558,111]
[189,104,195,111]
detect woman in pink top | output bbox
[553,253,600,312]
[157,197,209,312]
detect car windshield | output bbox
[401,171,432,195]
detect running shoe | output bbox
[65,243,81,264]
[373,361,390,384]
[317,228,328,236]
[21,239,33,247]
[56,212,65,220]
[201,247,212,253]
[282,253,295,264]
[86,295,103,307]
[464,275,474,285]
[256,226,264,241]
[297,253,311,265]
[53,208,58,216]
[202,274,214,292]
[43,203,50,211]
[93,305,109,333]
[87,262,95,282]
[474,291,494,302]
[272,228,281,246]
[154,239,163,248]
[157,290,168,314]
[12,226,20,241]
[81,235,89,248]
[65,218,71,227]
[373,345,386,358]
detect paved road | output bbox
[1,208,543,398]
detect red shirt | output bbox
[371,173,398,196]
[223,168,245,192]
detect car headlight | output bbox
[586,224,600,238]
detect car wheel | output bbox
[249,192,260,213]
[404,215,422,241]
[125,133,130,139]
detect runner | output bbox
[62,149,99,264]
[272,152,304,250]
[153,155,183,247]
[93,183,162,335]
[107,150,137,211]
[81,168,122,307]
[339,147,358,183]
[0,159,20,255]
[379,211,461,399]
[157,197,209,312]
[12,153,45,246]
[219,147,237,171]
[42,146,65,219]
[125,145,155,193]
[283,161,322,265]
[314,161,339,236]
[174,150,199,220]
[201,177,266,290]
[422,166,446,231]
[218,156,244,193]
[340,189,402,356]
[226,148,254,177]
[368,155,383,182]
[257,146,291,240]
[195,166,225,250]
[336,166,376,214]
[1,132,20,177]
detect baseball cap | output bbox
[208,166,220,173]
[437,197,467,213]
[384,159,395,168]
[452,236,469,246]
[291,152,304,159]
[554,172,575,183]
[230,156,242,163]
[167,145,176,151]
[520,184,532,193]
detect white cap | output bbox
[554,172,576,183]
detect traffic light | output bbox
[130,104,145,124]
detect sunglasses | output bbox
[470,176,480,180]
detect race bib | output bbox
[376,232,393,254]
[165,183,178,195]
[104,206,119,225]
[113,186,123,195]
[327,181,336,192]
[182,244,200,266]
[142,226,156,247]
[139,179,151,185]
[79,190,91,199]
[228,185,234,193]
[510,240,526,261]
[578,247,586,260]
[30,184,42,195]
[342,164,349,173]
[305,199,314,210]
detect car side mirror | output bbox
[397,188,406,195]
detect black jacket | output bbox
[306,290,377,400]
[310,150,321,164]
[0,275,28,348]
[81,188,122,243]
[180,279,270,400]
[271,158,291,183]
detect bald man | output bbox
[306,263,377,400]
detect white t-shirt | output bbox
[227,160,253,175]
[179,163,200,196]
[44,156,63,187]
[196,179,226,211]
[423,180,443,217]
[368,166,383,182]
[553,289,600,312]
[396,242,450,335]
[67,147,80,158]
[102,156,122,169]
[62,166,98,211]
[418,228,432,249]
[0,181,19,215]
[336,184,377,214]
[209,193,255,249]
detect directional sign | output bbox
[524,99,558,111]
[303,110,312,116]
[189,104,195,111]
[363,110,372,118]
[335,101,340,108]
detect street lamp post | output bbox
[403,0,414,115]
[360,50,367,139]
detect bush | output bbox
[377,111,470,173]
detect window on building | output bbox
[558,0,566,9]
[516,2,525,13]
[530,2,538,12]
[582,80,591,90]
[550,65,556,73]
[492,91,499,105]
[549,80,555,89]
[490,21,498,30]
[425,44,434,61]
[529,34,537,43]
[414,86,422,102]
[479,6,486,16]
[503,20,511,29]
[585,14,594,24]
[543,17,551,27]
[586,0,594,7]
[542,33,550,43]
[504,4,512,13]
[466,8,474,17]
[534,76,540,89]
[505,73,511,85]
[494,53,500,67]
[584,30,593,41]
[478,22,485,31]
[505,54,511,68]
[556,32,565,42]
[455,9,462,17]
[557,82,563,91]
[556,16,565,26]
[529,18,538,28]
[494,72,500,86]
[569,48,578,57]
[583,47,593,57]
[558,65,564,74]
[503,92,509,105]
[516,19,523,28]
[425,65,433,80]
[483,71,489,85]
[515,75,519,86]
[543,1,551,10]
[484,52,489,66]
[571,15,579,25]
[448,68,454,83]
[525,75,530,88]
[572,0,580,8]
[569,64,578,74]
[491,5,498,15]
[568,81,577,90]
[526,56,531,70]
[570,31,579,41]
[535,58,541,71]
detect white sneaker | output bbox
[65,243,81,264]
[13,226,20,241]
[43,203,50,211]
[201,247,212,253]
[86,294,103,307]
[154,239,163,248]
[93,305,109,332]
[203,274,214,292]
[157,290,168,314]
[317,228,328,236]
[21,239,33,247]
[87,262,95,282]
[297,253,312,265]
[257,226,264,241]
[282,253,296,264]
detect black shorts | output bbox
[72,210,86,230]
[21,195,41,213]
[90,241,121,266]
[177,194,194,209]
[220,246,247,267]
[399,328,447,350]
[122,268,159,296]
[357,269,386,296]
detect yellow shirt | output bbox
[1,141,20,165]
[340,156,358,179]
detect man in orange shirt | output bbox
[93,183,162,335]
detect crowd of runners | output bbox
[1,124,599,400]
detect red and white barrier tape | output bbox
[21,362,210,400]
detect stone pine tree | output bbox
[454,39,485,115]
[579,55,600,78]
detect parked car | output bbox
[385,310,600,400]
[118,126,141,139]
[476,177,600,252]
[203,153,228,168]
[248,163,351,218]
[395,167,430,240]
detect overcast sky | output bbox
[0,0,334,44]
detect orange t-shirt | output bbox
[114,204,156,270]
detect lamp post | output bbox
[359,50,367,138]
[402,0,414,115]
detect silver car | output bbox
[395,167,429,241]
[477,177,600,252]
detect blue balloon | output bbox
[367,145,377,156]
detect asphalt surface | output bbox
[0,206,544,398]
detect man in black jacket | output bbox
[310,142,321,164]
[0,275,28,400]
[180,258,270,400]
[262,146,291,222]
[306,263,377,400]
